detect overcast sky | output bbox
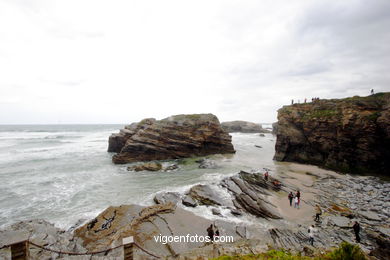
[0,0,389,124]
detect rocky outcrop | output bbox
[127,162,179,172]
[272,122,278,135]
[221,121,271,133]
[127,162,163,171]
[274,93,390,175]
[108,114,235,164]
[0,220,91,259]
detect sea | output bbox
[0,124,277,229]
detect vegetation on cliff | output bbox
[274,93,390,175]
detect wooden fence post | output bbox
[123,236,134,260]
[11,240,29,260]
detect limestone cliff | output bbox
[274,93,390,175]
[108,114,235,164]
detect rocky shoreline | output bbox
[1,164,389,259]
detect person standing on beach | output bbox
[314,205,322,222]
[294,196,299,209]
[207,224,214,242]
[353,221,361,243]
[288,192,294,206]
[296,190,301,206]
[308,225,317,246]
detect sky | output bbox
[0,0,389,124]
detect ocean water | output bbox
[0,125,277,229]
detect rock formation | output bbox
[274,93,390,175]
[1,171,389,259]
[221,121,271,133]
[272,122,278,135]
[108,114,235,164]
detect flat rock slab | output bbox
[359,211,382,221]
[328,216,351,228]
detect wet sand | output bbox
[269,163,345,226]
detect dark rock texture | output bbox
[221,121,271,133]
[109,114,235,164]
[274,93,390,175]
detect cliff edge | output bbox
[274,93,390,175]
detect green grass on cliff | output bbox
[211,242,367,260]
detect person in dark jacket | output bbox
[314,205,322,222]
[288,192,294,206]
[296,190,301,205]
[353,221,361,243]
[207,224,214,242]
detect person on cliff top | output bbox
[353,221,361,243]
[288,192,294,206]
[308,225,317,246]
[314,205,322,222]
[291,99,294,105]
[264,171,269,181]
[371,89,374,95]
[207,224,214,242]
[294,196,299,209]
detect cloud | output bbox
[0,0,389,124]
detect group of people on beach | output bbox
[287,190,361,246]
[262,170,362,247]
[287,191,301,209]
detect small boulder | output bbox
[127,162,163,172]
[182,196,197,207]
[212,208,222,216]
[154,192,181,205]
[198,159,219,169]
[164,164,179,171]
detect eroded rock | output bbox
[109,114,235,164]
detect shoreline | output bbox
[1,163,389,259]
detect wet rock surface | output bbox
[188,184,225,206]
[109,114,235,164]
[127,162,179,172]
[0,220,93,260]
[154,192,181,205]
[197,158,220,169]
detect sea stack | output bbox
[108,114,235,164]
[274,93,390,175]
[221,120,270,133]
